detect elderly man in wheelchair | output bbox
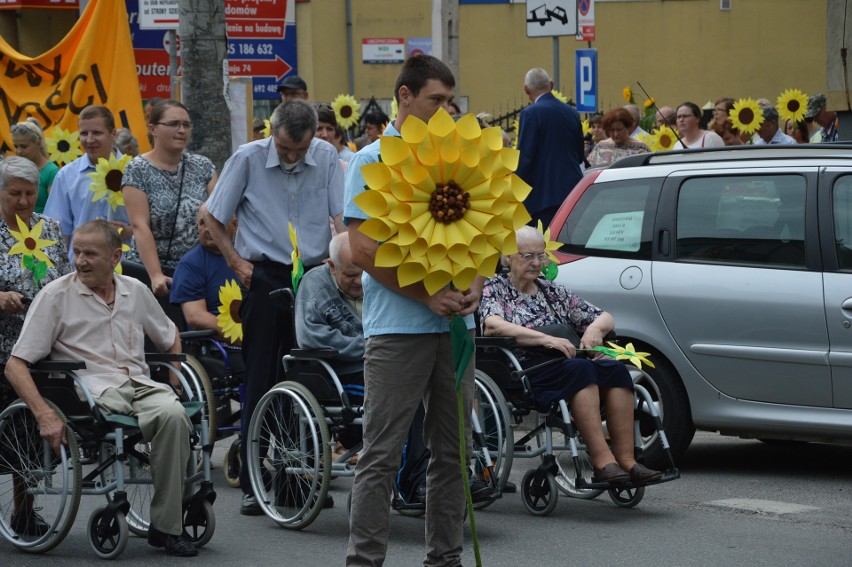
[479,225,663,487]
[3,220,201,557]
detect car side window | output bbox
[833,176,852,270]
[557,179,656,259]
[676,175,806,268]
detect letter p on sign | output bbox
[575,49,597,113]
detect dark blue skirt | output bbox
[521,357,634,411]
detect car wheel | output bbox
[632,355,694,469]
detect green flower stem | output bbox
[457,386,481,567]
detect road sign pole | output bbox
[168,29,178,99]
[552,36,560,91]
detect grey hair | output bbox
[524,68,551,91]
[623,104,641,125]
[114,128,139,156]
[328,231,349,265]
[0,155,39,191]
[500,225,545,267]
[270,99,318,142]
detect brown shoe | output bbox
[592,463,630,484]
[629,463,663,484]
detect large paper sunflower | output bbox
[729,98,764,135]
[332,94,362,130]
[355,108,532,295]
[651,126,678,151]
[88,153,132,211]
[776,89,809,124]
[8,215,57,269]
[551,89,568,104]
[46,127,82,166]
[217,279,243,343]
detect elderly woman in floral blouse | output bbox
[0,156,70,394]
[478,225,660,485]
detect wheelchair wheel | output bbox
[99,437,153,537]
[629,366,663,454]
[553,440,605,500]
[223,437,241,488]
[521,468,558,517]
[183,354,218,444]
[0,400,81,553]
[473,370,514,491]
[87,506,129,559]
[246,381,331,530]
[608,485,645,508]
[182,499,215,548]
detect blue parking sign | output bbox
[575,49,597,113]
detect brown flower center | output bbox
[787,100,800,112]
[57,140,70,152]
[24,237,37,251]
[429,181,470,224]
[105,170,123,192]
[229,299,242,323]
[739,108,754,124]
[661,134,672,147]
[340,106,352,118]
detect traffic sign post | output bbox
[575,48,597,113]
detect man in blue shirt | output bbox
[515,68,585,228]
[44,105,131,259]
[203,99,344,515]
[344,55,480,567]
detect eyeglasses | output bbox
[713,107,728,114]
[156,121,193,129]
[517,252,548,263]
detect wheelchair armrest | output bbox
[475,336,517,348]
[180,329,216,340]
[30,360,87,372]
[289,348,340,360]
[146,353,187,363]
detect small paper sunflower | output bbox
[581,120,591,137]
[643,97,655,110]
[8,215,57,269]
[651,126,678,151]
[88,153,132,211]
[623,86,635,104]
[288,222,304,293]
[551,89,568,104]
[217,279,243,343]
[776,89,809,124]
[602,341,654,369]
[46,127,82,165]
[729,98,764,135]
[261,119,271,138]
[536,220,561,263]
[332,94,362,130]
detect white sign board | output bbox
[139,0,179,30]
[526,0,577,38]
[587,212,644,252]
[575,0,595,41]
[362,38,405,64]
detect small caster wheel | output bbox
[88,506,128,560]
[224,437,241,488]
[521,469,558,516]
[608,485,645,508]
[182,500,216,548]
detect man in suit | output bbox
[515,68,585,228]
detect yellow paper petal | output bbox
[473,249,501,277]
[354,189,398,217]
[400,114,429,145]
[397,256,430,287]
[480,127,504,152]
[375,238,408,267]
[463,209,502,235]
[455,114,482,141]
[499,148,520,172]
[507,174,533,202]
[398,211,434,246]
[380,136,414,167]
[361,162,393,190]
[359,217,397,242]
[427,108,456,139]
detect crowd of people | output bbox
[0,58,843,564]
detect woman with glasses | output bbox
[10,120,59,214]
[122,99,218,297]
[708,97,735,131]
[478,226,662,485]
[673,101,724,150]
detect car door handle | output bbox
[842,298,852,311]
[658,229,670,256]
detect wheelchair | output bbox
[0,354,216,558]
[245,289,504,529]
[474,336,680,516]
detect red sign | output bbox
[225,0,286,39]
[228,54,291,81]
[0,0,78,9]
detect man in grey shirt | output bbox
[203,99,344,515]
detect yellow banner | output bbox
[0,0,149,156]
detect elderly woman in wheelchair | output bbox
[479,225,662,486]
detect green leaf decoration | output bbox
[23,255,35,270]
[541,261,558,281]
[32,260,48,283]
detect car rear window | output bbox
[833,175,852,270]
[557,179,658,259]
[676,174,806,268]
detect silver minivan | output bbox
[550,145,852,466]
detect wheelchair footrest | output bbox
[576,468,681,491]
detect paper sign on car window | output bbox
[587,211,643,251]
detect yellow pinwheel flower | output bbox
[776,88,809,124]
[88,153,132,211]
[289,222,300,266]
[46,127,82,166]
[390,98,398,122]
[8,215,57,269]
[581,120,591,137]
[261,119,272,139]
[623,86,634,104]
[332,94,362,130]
[651,126,678,152]
[729,98,764,135]
[536,220,561,263]
[217,279,244,343]
[355,108,532,295]
[605,341,655,369]
[114,228,131,274]
[551,89,568,104]
[512,118,520,149]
